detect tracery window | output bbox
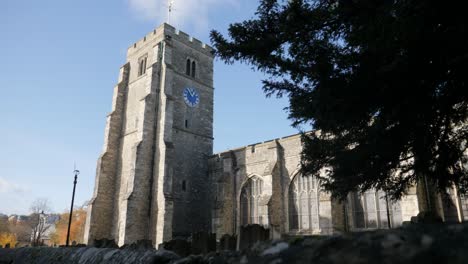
[459,195,468,221]
[288,174,320,232]
[240,176,268,226]
[347,190,402,229]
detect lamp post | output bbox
[66,169,79,247]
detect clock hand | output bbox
[187,91,193,101]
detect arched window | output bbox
[138,56,147,76]
[191,61,196,77]
[186,59,191,75]
[460,195,468,221]
[288,174,320,232]
[138,61,142,76]
[347,190,402,229]
[240,176,268,226]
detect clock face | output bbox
[183,87,199,107]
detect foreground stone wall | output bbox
[2,223,468,264]
[0,247,179,264]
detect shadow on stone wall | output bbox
[218,234,237,251]
[239,224,269,250]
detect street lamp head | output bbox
[74,169,80,176]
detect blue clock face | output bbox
[183,87,199,107]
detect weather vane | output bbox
[167,0,175,24]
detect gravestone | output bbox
[218,234,237,251]
[120,239,153,250]
[160,238,191,257]
[190,232,216,254]
[239,224,269,250]
[92,238,118,248]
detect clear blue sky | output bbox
[0,0,301,215]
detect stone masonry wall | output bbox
[209,134,336,240]
[85,23,214,247]
[152,24,214,243]
[84,63,130,244]
[208,133,424,239]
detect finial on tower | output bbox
[167,0,175,24]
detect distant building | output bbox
[7,215,29,225]
[7,215,17,223]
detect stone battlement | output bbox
[127,23,214,56]
[210,132,304,159]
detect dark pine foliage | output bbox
[211,0,468,200]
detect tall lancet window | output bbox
[240,176,268,226]
[191,61,196,77]
[347,190,402,229]
[186,59,191,75]
[138,56,147,76]
[288,174,320,232]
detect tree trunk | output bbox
[413,129,443,219]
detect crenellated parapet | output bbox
[127,23,214,57]
[210,132,304,161]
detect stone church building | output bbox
[84,24,468,247]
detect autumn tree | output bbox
[2,215,33,247]
[211,0,468,208]
[9,221,33,246]
[0,233,17,248]
[0,216,15,248]
[50,208,87,246]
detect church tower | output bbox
[84,23,214,247]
